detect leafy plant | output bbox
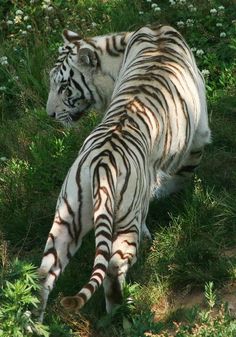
[0,259,49,337]
[204,281,216,309]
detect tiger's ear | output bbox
[62,29,81,43]
[77,48,97,68]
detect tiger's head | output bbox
[47,30,115,126]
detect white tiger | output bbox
[46,28,208,202]
[38,25,211,321]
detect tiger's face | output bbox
[47,30,102,126]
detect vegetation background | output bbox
[0,0,236,336]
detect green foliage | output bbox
[143,181,236,293]
[46,317,73,337]
[0,0,236,336]
[170,303,236,337]
[0,259,49,337]
[172,308,236,337]
[204,282,216,309]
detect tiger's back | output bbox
[98,25,209,176]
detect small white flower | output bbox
[12,76,19,81]
[46,6,54,12]
[30,0,35,3]
[186,19,194,27]
[42,4,48,9]
[146,0,152,2]
[0,156,8,161]
[151,3,158,8]
[189,5,197,12]
[196,49,204,56]
[88,7,92,11]
[201,69,210,77]
[154,6,161,12]
[232,19,236,25]
[0,86,7,91]
[14,15,22,24]
[44,0,51,3]
[21,30,27,35]
[220,32,226,37]
[23,15,29,21]
[216,22,223,27]
[210,8,217,15]
[0,56,8,65]
[191,47,197,52]
[139,11,144,15]
[218,5,225,11]
[16,9,23,16]
[91,22,97,27]
[24,310,31,318]
[81,18,86,22]
[169,0,176,5]
[26,25,32,30]
[7,20,13,25]
[177,21,184,28]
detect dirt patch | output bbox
[152,282,236,322]
[152,296,170,321]
[221,247,236,258]
[220,281,236,317]
[172,288,206,311]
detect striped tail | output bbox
[61,159,117,311]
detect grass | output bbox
[0,0,236,336]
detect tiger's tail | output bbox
[60,159,117,311]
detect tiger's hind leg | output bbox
[37,198,92,322]
[103,229,139,313]
[37,223,81,322]
[153,129,211,199]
